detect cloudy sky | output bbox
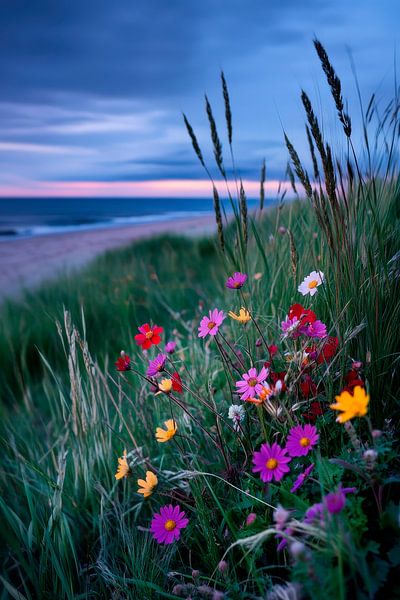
[0,0,397,197]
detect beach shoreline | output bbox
[0,214,216,302]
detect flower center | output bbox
[300,437,311,447]
[248,378,258,387]
[145,330,154,339]
[164,519,176,531]
[308,280,318,289]
[266,458,278,470]
[207,321,216,330]
[233,281,240,288]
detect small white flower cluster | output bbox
[228,404,246,432]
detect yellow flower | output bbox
[228,307,251,324]
[155,419,177,443]
[115,449,130,480]
[137,471,158,498]
[330,386,369,423]
[156,378,173,394]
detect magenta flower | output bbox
[252,442,291,482]
[236,366,268,400]
[324,486,357,515]
[198,308,225,338]
[281,317,301,338]
[304,502,324,524]
[285,424,319,457]
[226,272,248,289]
[150,504,189,545]
[300,320,327,339]
[165,341,177,354]
[291,463,315,493]
[147,353,167,377]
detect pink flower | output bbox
[245,512,257,526]
[236,366,268,400]
[198,309,225,338]
[252,442,291,482]
[291,463,315,493]
[285,424,319,457]
[304,502,324,524]
[300,320,327,339]
[150,504,189,544]
[281,317,302,338]
[165,341,177,354]
[147,353,167,377]
[324,486,357,515]
[226,272,248,289]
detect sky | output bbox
[0,0,398,198]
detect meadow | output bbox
[0,41,399,599]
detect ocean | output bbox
[0,197,258,240]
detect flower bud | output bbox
[218,560,228,574]
[245,512,257,526]
[372,429,382,439]
[278,226,287,235]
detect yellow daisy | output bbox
[156,378,173,394]
[330,386,369,423]
[115,449,130,480]
[155,419,177,443]
[228,307,251,324]
[137,471,158,498]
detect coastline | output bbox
[0,214,216,303]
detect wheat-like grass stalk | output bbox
[259,159,266,211]
[205,95,226,177]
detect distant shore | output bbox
[0,214,216,302]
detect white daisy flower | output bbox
[228,404,246,431]
[298,270,324,296]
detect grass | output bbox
[0,40,399,599]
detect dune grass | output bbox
[0,40,399,599]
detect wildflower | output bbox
[245,512,257,526]
[155,419,177,443]
[300,375,317,399]
[298,271,324,296]
[285,424,319,457]
[281,316,302,338]
[226,272,248,289]
[330,385,369,423]
[147,353,167,377]
[135,323,163,350]
[271,371,287,392]
[278,226,287,234]
[198,308,225,338]
[273,505,291,530]
[115,449,130,480]
[156,378,173,394]
[171,371,183,393]
[236,366,268,400]
[291,463,315,493]
[165,341,176,354]
[137,471,158,498]
[252,442,291,482]
[115,351,131,371]
[228,404,246,431]
[290,541,308,560]
[255,337,263,347]
[268,344,278,357]
[254,272,263,280]
[228,307,251,323]
[343,369,365,393]
[150,504,189,544]
[218,560,228,573]
[304,502,324,525]
[288,303,316,325]
[303,401,324,422]
[316,336,338,364]
[324,486,357,514]
[300,319,327,339]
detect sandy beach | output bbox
[0,214,216,302]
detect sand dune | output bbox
[0,214,216,302]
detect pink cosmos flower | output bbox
[150,504,189,544]
[198,309,225,338]
[300,320,327,339]
[252,442,291,482]
[226,272,248,289]
[165,341,177,354]
[236,366,268,400]
[285,424,319,457]
[291,463,315,493]
[147,353,167,377]
[324,486,357,514]
[281,317,302,338]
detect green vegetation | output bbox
[0,40,399,599]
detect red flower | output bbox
[343,370,365,394]
[172,372,183,393]
[271,371,287,392]
[300,375,317,398]
[303,401,324,422]
[115,354,131,371]
[288,303,316,326]
[316,336,338,364]
[268,344,278,357]
[134,323,163,350]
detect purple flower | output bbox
[236,366,268,400]
[300,320,327,339]
[324,486,357,515]
[165,341,177,354]
[226,272,248,289]
[285,424,319,457]
[281,317,302,338]
[276,526,294,551]
[291,463,315,493]
[147,353,167,377]
[252,442,291,482]
[304,502,324,525]
[198,308,225,338]
[150,504,189,544]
